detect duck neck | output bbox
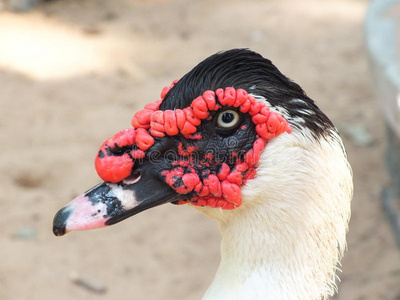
[202,203,342,300]
[199,131,352,300]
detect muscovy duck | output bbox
[53,49,353,300]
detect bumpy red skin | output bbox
[95,80,291,210]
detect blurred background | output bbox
[1,0,400,299]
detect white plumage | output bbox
[200,126,352,300]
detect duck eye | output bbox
[217,110,240,128]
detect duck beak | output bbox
[53,167,181,236]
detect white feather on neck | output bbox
[194,127,353,300]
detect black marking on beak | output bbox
[53,206,73,236]
[105,193,181,226]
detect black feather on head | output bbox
[161,48,334,137]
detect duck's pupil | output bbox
[222,112,234,123]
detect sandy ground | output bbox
[1,0,400,299]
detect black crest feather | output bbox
[161,49,334,136]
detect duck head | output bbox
[53,49,344,237]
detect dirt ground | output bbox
[1,0,400,299]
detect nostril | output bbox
[123,171,141,185]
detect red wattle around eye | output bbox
[95,83,292,210]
